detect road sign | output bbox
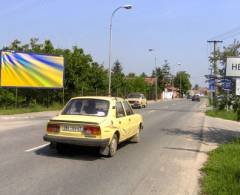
[226,57,240,77]
[208,79,215,92]
[236,79,240,95]
[221,79,233,90]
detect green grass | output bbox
[201,139,240,195]
[206,110,238,121]
[0,104,62,115]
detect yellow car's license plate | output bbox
[62,125,83,132]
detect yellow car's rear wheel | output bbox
[109,134,118,157]
[99,133,118,157]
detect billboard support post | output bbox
[15,88,18,108]
[47,90,49,108]
[226,90,229,112]
[62,88,65,106]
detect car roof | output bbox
[127,92,143,95]
[71,96,124,101]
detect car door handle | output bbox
[119,121,122,124]
[129,118,131,122]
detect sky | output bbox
[1,0,240,87]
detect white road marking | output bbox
[25,143,49,152]
[148,110,156,113]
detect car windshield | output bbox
[62,99,110,117]
[127,93,141,98]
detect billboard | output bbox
[226,57,240,77]
[0,51,64,88]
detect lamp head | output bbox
[122,5,133,9]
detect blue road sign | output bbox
[208,79,215,91]
[221,79,233,91]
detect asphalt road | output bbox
[0,99,206,195]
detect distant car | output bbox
[126,93,147,108]
[187,94,192,99]
[192,95,200,101]
[43,96,143,157]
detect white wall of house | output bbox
[162,91,173,99]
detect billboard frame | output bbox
[0,50,65,89]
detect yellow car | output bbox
[43,96,143,157]
[126,93,147,108]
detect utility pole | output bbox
[207,40,223,75]
[207,40,223,105]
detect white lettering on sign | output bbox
[226,57,240,77]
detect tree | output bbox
[152,67,165,92]
[174,71,192,95]
[210,40,240,112]
[193,84,199,90]
[140,72,147,77]
[162,60,172,82]
[111,60,125,96]
[127,72,135,77]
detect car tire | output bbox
[109,134,118,157]
[99,134,118,157]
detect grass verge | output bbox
[0,104,62,115]
[206,110,238,121]
[201,139,240,195]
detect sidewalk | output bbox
[202,115,240,150]
[0,111,60,121]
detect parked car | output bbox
[126,93,147,108]
[192,95,200,101]
[43,96,143,157]
[187,94,192,99]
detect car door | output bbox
[115,101,129,141]
[123,100,137,137]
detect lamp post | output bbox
[177,63,182,98]
[108,5,132,96]
[148,49,158,101]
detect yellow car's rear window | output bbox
[62,99,110,117]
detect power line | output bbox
[210,26,240,41]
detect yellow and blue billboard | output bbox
[0,51,64,88]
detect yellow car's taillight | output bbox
[47,124,60,133]
[84,125,101,136]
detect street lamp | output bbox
[108,5,133,96]
[177,63,182,98]
[148,49,158,101]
